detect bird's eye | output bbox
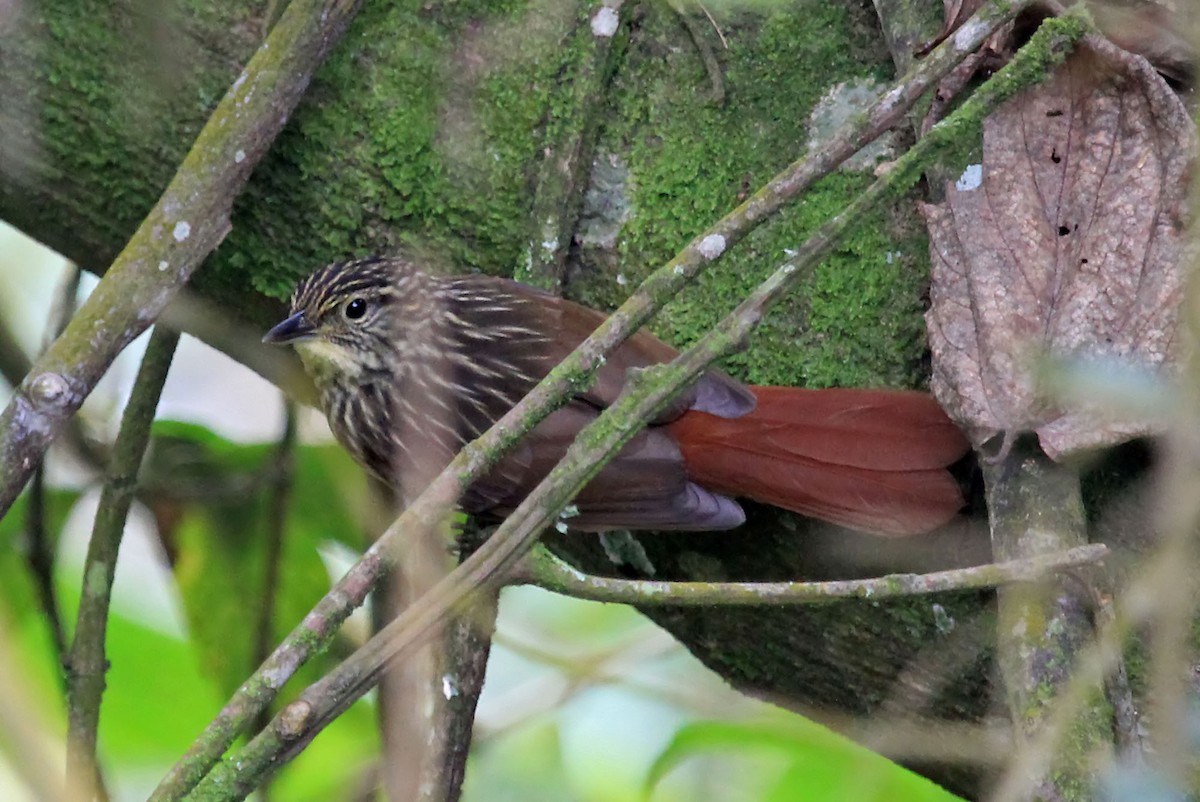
[344,298,368,321]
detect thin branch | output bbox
[22,266,83,670]
[252,406,297,687]
[0,310,31,393]
[668,0,725,105]
[423,586,499,802]
[64,326,178,799]
[249,402,296,802]
[190,13,1084,799]
[514,543,1110,606]
[153,4,1034,798]
[24,467,65,658]
[0,0,364,521]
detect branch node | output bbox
[276,701,313,740]
[28,372,71,410]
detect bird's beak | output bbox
[263,312,316,345]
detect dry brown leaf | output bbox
[923,36,1195,458]
[1091,0,1195,87]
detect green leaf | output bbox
[0,487,80,623]
[645,718,966,802]
[155,421,367,697]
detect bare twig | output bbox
[249,402,296,798]
[668,0,725,105]
[515,543,1110,605]
[0,0,364,520]
[0,309,31,392]
[64,326,178,799]
[424,586,499,802]
[24,467,65,659]
[22,265,83,670]
[190,15,1083,798]
[251,404,297,677]
[696,2,728,50]
[153,4,1034,798]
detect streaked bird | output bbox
[264,256,970,536]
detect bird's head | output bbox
[263,257,421,384]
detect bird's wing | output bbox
[446,275,754,421]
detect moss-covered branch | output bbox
[0,0,364,520]
[517,542,1110,605]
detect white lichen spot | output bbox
[541,236,559,257]
[697,234,727,260]
[783,248,797,257]
[173,221,191,242]
[555,521,569,534]
[616,273,628,286]
[952,17,985,51]
[932,602,955,634]
[85,561,108,595]
[232,72,248,92]
[234,149,246,163]
[559,504,580,520]
[673,265,685,276]
[781,263,796,275]
[956,164,983,192]
[158,260,170,272]
[591,6,619,37]
[262,664,291,688]
[442,674,457,700]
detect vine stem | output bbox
[64,327,179,798]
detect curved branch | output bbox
[64,326,178,797]
[515,543,1111,605]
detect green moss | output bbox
[199,0,599,303]
[8,1,265,266]
[572,1,931,389]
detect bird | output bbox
[263,256,970,536]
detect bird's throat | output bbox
[295,339,365,385]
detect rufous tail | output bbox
[667,386,970,536]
